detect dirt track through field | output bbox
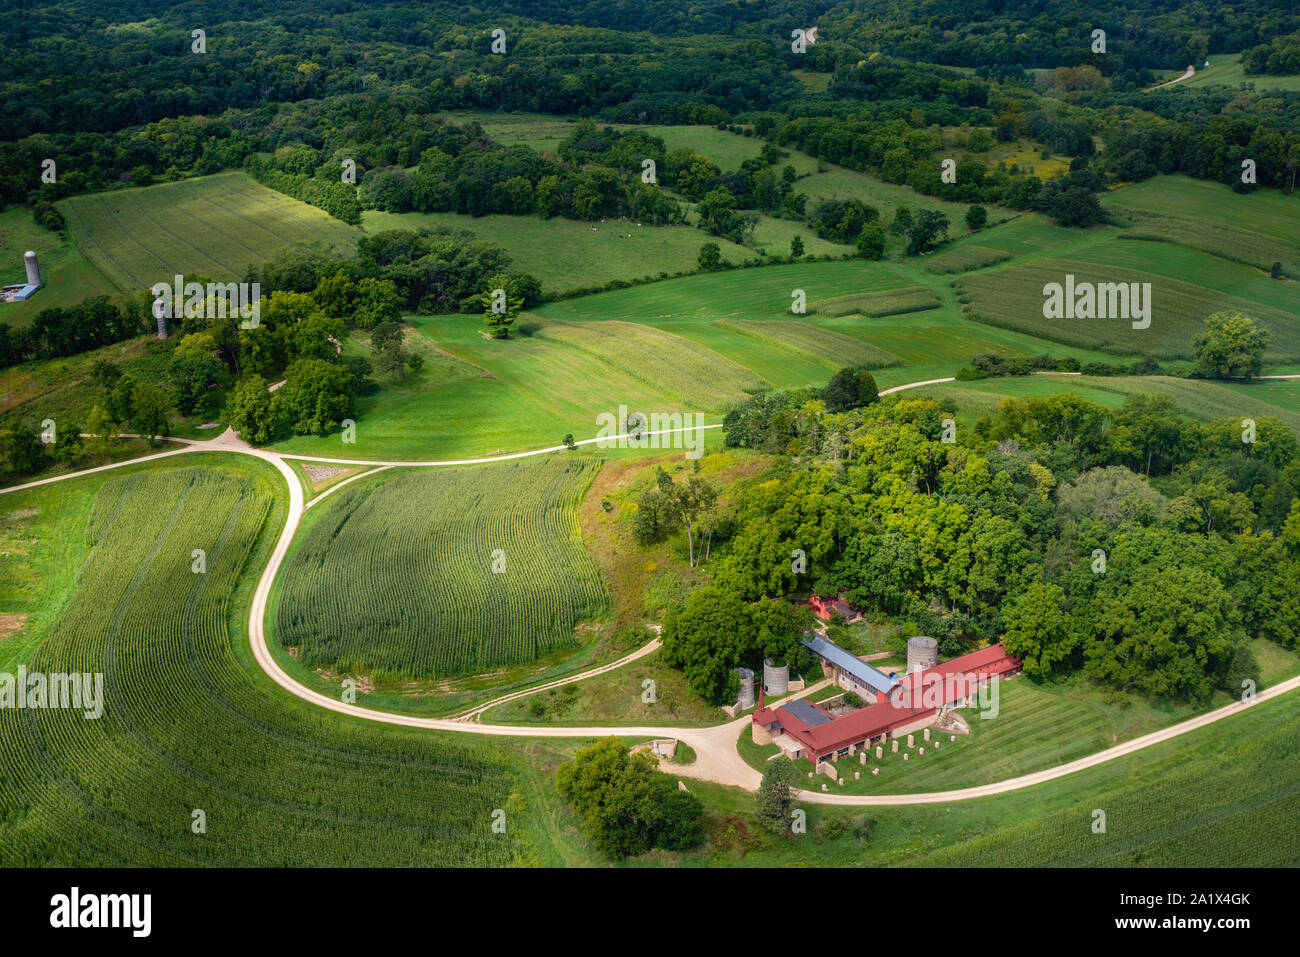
[4,377,1299,805]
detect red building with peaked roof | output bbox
[752,642,1020,765]
[807,593,857,622]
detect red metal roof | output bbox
[755,643,1021,760]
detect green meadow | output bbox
[1167,54,1300,93]
[362,209,756,297]
[1103,174,1300,276]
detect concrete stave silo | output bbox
[734,667,755,709]
[763,658,789,695]
[907,635,939,674]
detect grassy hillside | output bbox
[1104,174,1300,277]
[59,172,360,293]
[1168,54,1300,92]
[956,245,1300,359]
[362,209,753,297]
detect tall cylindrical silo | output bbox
[24,251,40,286]
[735,667,755,709]
[763,658,789,695]
[907,635,938,674]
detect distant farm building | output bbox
[0,251,41,303]
[752,641,1021,765]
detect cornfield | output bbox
[0,465,521,866]
[277,457,609,678]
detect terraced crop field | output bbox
[0,460,522,866]
[276,458,609,678]
[59,172,359,293]
[715,319,899,370]
[811,285,941,317]
[535,319,768,408]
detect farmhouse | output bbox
[752,642,1021,764]
[806,592,859,622]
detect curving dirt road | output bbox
[4,383,1299,805]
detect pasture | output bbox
[276,458,609,678]
[58,172,359,294]
[362,209,754,297]
[268,260,1125,460]
[1104,174,1300,277]
[0,457,525,866]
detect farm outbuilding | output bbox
[807,593,858,622]
[801,633,897,700]
[762,658,789,695]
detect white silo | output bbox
[24,251,40,287]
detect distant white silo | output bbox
[907,635,939,674]
[24,251,40,287]
[763,658,789,695]
[734,668,755,709]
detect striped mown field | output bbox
[59,171,359,294]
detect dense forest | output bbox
[661,388,1299,705]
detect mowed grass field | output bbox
[1165,54,1300,93]
[362,209,756,297]
[59,171,360,293]
[276,458,609,678]
[956,240,1300,359]
[268,259,1126,460]
[1104,174,1300,277]
[0,456,526,866]
[911,374,1300,435]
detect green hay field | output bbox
[59,172,360,294]
[1104,174,1300,277]
[362,209,755,297]
[0,207,118,327]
